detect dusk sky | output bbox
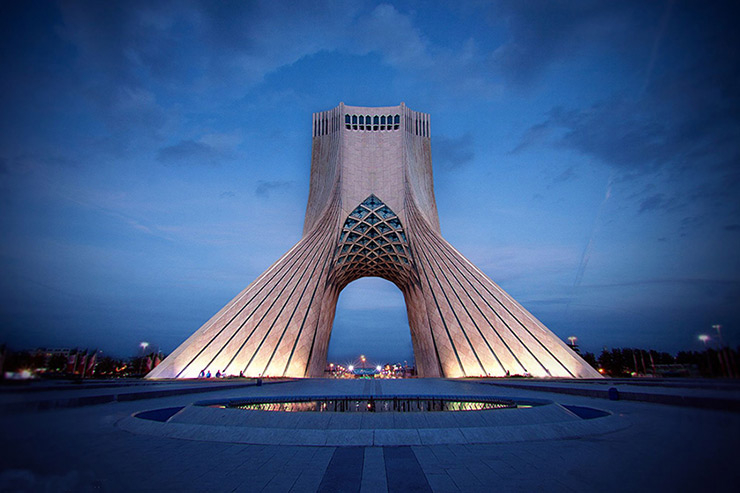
[1,0,738,364]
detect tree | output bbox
[47,353,67,373]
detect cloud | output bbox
[433,134,474,169]
[255,180,293,197]
[487,1,650,88]
[638,193,664,214]
[509,1,740,218]
[582,277,740,290]
[156,140,220,166]
[553,166,576,183]
[353,4,432,69]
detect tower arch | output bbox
[147,103,601,380]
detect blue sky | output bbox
[1,0,738,364]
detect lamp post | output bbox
[139,342,150,375]
[698,334,712,377]
[712,325,723,343]
[567,336,580,355]
[712,324,731,377]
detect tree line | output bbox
[0,345,164,379]
[579,346,739,378]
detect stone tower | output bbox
[147,103,601,379]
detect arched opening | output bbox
[327,277,414,368]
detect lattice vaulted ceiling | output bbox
[333,195,417,289]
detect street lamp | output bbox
[712,324,730,377]
[567,336,577,347]
[712,325,724,345]
[140,341,149,353]
[698,334,713,377]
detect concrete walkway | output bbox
[1,378,738,492]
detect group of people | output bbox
[197,369,246,378]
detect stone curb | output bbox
[475,381,740,412]
[117,412,628,447]
[0,379,293,414]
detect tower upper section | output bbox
[303,103,440,235]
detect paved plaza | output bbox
[1,378,739,492]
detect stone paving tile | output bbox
[374,428,422,446]
[445,466,485,490]
[317,446,363,493]
[289,471,327,493]
[383,446,431,493]
[260,466,304,492]
[417,427,467,445]
[360,447,387,493]
[424,472,459,493]
[462,459,501,485]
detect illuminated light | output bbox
[140,341,149,351]
[698,334,710,343]
[376,365,382,372]
[348,365,354,372]
[598,368,605,374]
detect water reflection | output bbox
[226,398,517,413]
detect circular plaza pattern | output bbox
[118,381,625,447]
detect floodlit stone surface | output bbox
[148,103,600,379]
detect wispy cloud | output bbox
[638,193,665,214]
[255,180,293,198]
[433,133,474,169]
[157,140,219,166]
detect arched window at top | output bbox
[374,115,379,125]
[359,115,364,125]
[380,115,386,125]
[352,115,357,124]
[345,114,350,124]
